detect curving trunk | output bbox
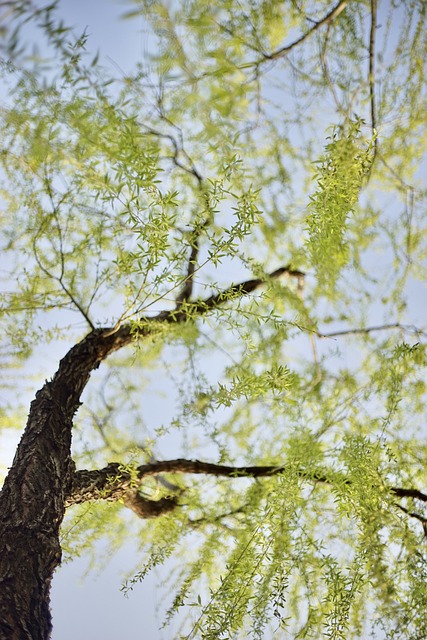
[0,386,74,639]
[0,273,284,638]
[0,327,131,638]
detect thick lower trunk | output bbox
[0,527,62,639]
[0,277,272,637]
[0,328,134,638]
[0,387,74,639]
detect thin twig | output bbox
[264,0,348,61]
[320,23,346,116]
[395,503,427,536]
[368,0,378,163]
[318,323,426,339]
[32,220,95,330]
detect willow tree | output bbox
[0,0,427,638]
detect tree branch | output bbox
[369,0,377,148]
[67,458,427,507]
[263,0,348,61]
[316,322,410,338]
[394,503,427,536]
[193,265,305,313]
[391,487,427,502]
[176,242,198,304]
[101,264,302,336]
[317,323,426,339]
[175,223,207,306]
[67,458,427,533]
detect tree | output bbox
[0,0,427,637]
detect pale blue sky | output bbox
[50,6,184,637]
[1,1,177,638]
[1,2,426,638]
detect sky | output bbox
[1,1,179,638]
[46,5,191,636]
[1,1,426,639]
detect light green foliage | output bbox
[307,120,375,292]
[1,1,427,638]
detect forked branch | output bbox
[67,458,427,533]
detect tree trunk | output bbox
[0,386,74,639]
[0,328,131,638]
[0,275,281,637]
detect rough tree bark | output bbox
[1,272,426,637]
[1,258,426,638]
[0,327,132,639]
[0,269,296,639]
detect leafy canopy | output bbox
[1,1,427,638]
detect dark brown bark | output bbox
[0,269,291,638]
[122,490,179,518]
[0,328,133,639]
[0,388,73,640]
[67,458,427,511]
